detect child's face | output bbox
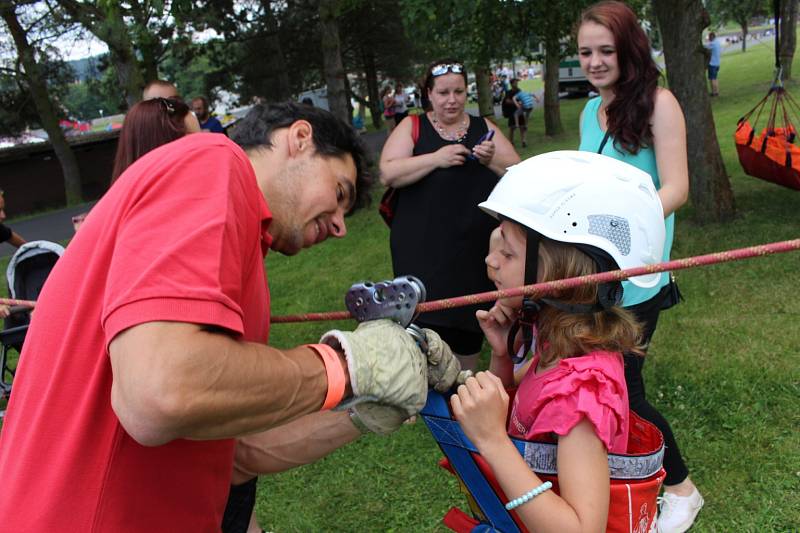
[485,221,527,308]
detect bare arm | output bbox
[453,373,609,533]
[379,116,470,187]
[7,231,25,248]
[109,321,348,446]
[481,419,609,533]
[652,89,689,216]
[233,410,361,477]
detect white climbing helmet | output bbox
[479,150,666,288]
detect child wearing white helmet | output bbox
[451,150,666,531]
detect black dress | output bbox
[390,114,499,339]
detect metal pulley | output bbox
[345,275,429,351]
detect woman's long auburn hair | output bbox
[578,1,661,154]
[533,237,643,366]
[111,97,191,183]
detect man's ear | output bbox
[286,120,313,157]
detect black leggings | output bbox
[625,287,689,486]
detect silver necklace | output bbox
[431,113,469,142]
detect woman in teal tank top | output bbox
[576,3,702,532]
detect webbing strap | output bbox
[421,392,520,532]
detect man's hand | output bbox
[320,319,427,417]
[423,328,468,392]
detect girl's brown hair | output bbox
[577,1,661,154]
[111,97,191,183]
[534,237,642,366]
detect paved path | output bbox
[1,203,96,258]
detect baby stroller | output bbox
[0,241,64,401]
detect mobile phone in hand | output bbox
[468,129,495,160]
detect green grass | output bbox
[257,42,800,532]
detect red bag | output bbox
[378,114,420,226]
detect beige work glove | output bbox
[423,328,472,392]
[320,319,427,417]
[348,403,408,436]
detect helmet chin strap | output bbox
[504,231,624,364]
[507,230,541,364]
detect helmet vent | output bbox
[588,215,631,255]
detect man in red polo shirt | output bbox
[0,103,460,532]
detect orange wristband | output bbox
[307,344,346,410]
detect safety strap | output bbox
[411,113,420,144]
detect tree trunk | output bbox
[653,0,735,223]
[109,46,145,109]
[740,21,749,52]
[261,5,291,101]
[543,35,564,136]
[56,0,144,108]
[319,0,349,124]
[779,0,797,80]
[1,5,83,206]
[362,48,382,129]
[475,65,494,117]
[139,43,160,85]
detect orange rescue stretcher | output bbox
[735,85,800,191]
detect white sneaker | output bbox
[656,487,704,533]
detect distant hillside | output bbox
[67,55,106,82]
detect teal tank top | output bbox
[578,96,674,307]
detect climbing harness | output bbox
[420,390,665,533]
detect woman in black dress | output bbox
[379,59,520,370]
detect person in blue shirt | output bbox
[191,96,226,134]
[576,2,701,532]
[706,32,722,96]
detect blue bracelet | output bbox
[505,481,553,511]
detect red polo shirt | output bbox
[0,134,272,531]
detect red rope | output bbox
[4,239,796,320]
[271,238,800,324]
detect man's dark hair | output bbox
[231,102,372,213]
[192,96,210,109]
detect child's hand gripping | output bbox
[451,372,510,451]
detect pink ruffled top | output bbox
[508,351,629,453]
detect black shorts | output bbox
[415,321,485,355]
[507,112,526,129]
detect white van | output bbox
[558,57,592,96]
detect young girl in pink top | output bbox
[452,150,666,531]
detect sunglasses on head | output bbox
[431,63,464,77]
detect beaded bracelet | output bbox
[505,481,553,511]
[306,344,346,410]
